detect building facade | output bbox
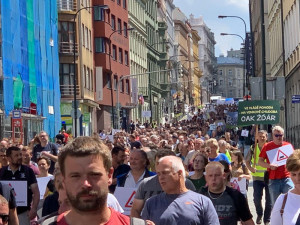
[216,53,244,99]
[173,8,192,113]
[283,0,300,148]
[0,0,61,143]
[58,0,97,136]
[189,14,216,104]
[145,0,168,125]
[93,0,131,131]
[128,0,148,124]
[191,29,202,107]
[267,0,284,77]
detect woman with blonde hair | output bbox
[270,149,300,225]
[206,138,230,164]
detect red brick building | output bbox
[93,0,131,131]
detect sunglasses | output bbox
[274,134,283,138]
[0,214,9,223]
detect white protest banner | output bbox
[114,187,137,215]
[142,111,151,118]
[37,176,54,199]
[230,177,247,194]
[241,129,249,137]
[266,144,294,166]
[1,181,27,206]
[112,129,121,135]
[209,124,216,131]
[107,135,114,142]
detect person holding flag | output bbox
[258,126,294,206]
[246,129,271,225]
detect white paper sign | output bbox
[1,181,27,206]
[230,177,247,194]
[107,135,114,142]
[37,176,54,199]
[114,187,137,215]
[112,129,121,135]
[241,129,249,137]
[266,144,294,166]
[142,111,151,117]
[209,124,216,131]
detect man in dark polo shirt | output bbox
[0,146,40,225]
[109,146,130,193]
[32,131,58,174]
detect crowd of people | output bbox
[0,103,299,225]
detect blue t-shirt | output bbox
[141,190,220,225]
[209,153,230,164]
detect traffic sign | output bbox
[292,95,300,103]
[70,109,82,119]
[12,110,21,119]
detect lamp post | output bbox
[73,5,109,138]
[220,33,246,98]
[107,27,134,129]
[218,15,248,97]
[218,15,247,37]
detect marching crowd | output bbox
[0,103,299,225]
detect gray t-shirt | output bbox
[141,190,219,225]
[134,175,196,200]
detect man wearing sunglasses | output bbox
[0,195,9,225]
[258,126,294,207]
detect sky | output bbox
[173,0,250,57]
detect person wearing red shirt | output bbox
[62,130,69,144]
[258,126,294,206]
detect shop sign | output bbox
[83,113,90,123]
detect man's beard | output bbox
[66,188,108,212]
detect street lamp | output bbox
[107,27,134,129]
[73,5,109,138]
[218,15,247,36]
[218,15,248,97]
[220,32,246,98]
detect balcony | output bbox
[59,42,78,55]
[57,0,77,12]
[60,84,80,98]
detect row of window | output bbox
[83,65,93,91]
[113,0,127,9]
[106,74,130,94]
[95,38,129,65]
[218,69,242,76]
[59,63,130,94]
[94,8,128,37]
[82,24,92,51]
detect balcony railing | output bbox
[59,42,78,54]
[60,84,79,97]
[57,0,77,12]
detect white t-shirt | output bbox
[107,193,124,213]
[270,191,300,225]
[124,170,146,188]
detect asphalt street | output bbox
[247,180,266,224]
